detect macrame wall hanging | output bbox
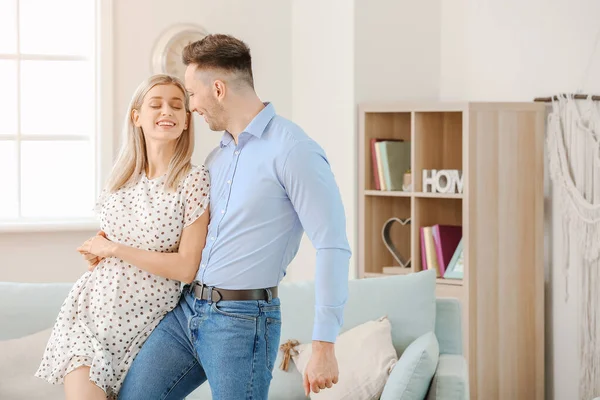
[546,95,600,399]
[536,27,600,400]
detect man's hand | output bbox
[303,341,339,396]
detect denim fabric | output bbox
[118,289,282,400]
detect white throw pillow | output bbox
[0,328,64,400]
[291,316,398,400]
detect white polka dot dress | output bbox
[35,165,210,398]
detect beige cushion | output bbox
[0,328,64,399]
[292,316,398,400]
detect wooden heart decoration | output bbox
[381,217,411,268]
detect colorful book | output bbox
[431,224,462,276]
[370,139,405,190]
[374,142,386,190]
[420,227,428,270]
[379,141,411,191]
[422,227,441,277]
[370,139,383,190]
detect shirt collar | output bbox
[220,102,276,148]
[219,132,234,148]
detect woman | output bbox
[35,74,210,400]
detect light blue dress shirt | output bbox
[196,102,351,342]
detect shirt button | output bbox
[227,180,231,184]
[221,209,225,214]
[234,151,240,155]
[210,236,215,241]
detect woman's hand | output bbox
[84,254,103,271]
[77,235,116,258]
[78,231,105,271]
[77,231,115,270]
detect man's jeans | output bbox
[118,287,282,400]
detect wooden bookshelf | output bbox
[357,101,545,400]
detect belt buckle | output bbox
[191,281,205,300]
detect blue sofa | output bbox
[0,269,468,399]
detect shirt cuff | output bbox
[312,305,344,343]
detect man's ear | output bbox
[214,79,226,101]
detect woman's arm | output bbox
[78,210,209,284]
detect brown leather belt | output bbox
[189,282,278,302]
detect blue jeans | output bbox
[118,287,282,400]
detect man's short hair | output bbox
[182,34,254,88]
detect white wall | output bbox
[0,231,96,282]
[441,1,600,399]
[286,0,442,282]
[0,0,293,283]
[113,0,293,166]
[355,0,441,103]
[286,0,355,282]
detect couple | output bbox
[35,33,351,400]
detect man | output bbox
[117,33,351,399]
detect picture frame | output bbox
[443,238,464,279]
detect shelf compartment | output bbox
[413,111,463,192]
[363,112,411,191]
[412,197,462,273]
[362,196,411,275]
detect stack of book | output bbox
[370,138,411,191]
[420,224,463,279]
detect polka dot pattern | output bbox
[34,165,210,397]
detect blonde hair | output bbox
[105,74,194,193]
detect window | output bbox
[0,0,112,230]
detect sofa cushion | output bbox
[0,270,438,400]
[0,282,73,340]
[277,269,437,357]
[0,328,63,399]
[425,354,469,400]
[380,331,439,400]
[291,316,398,400]
[434,299,463,355]
[263,269,437,400]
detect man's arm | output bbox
[280,139,351,343]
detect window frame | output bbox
[0,0,113,232]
